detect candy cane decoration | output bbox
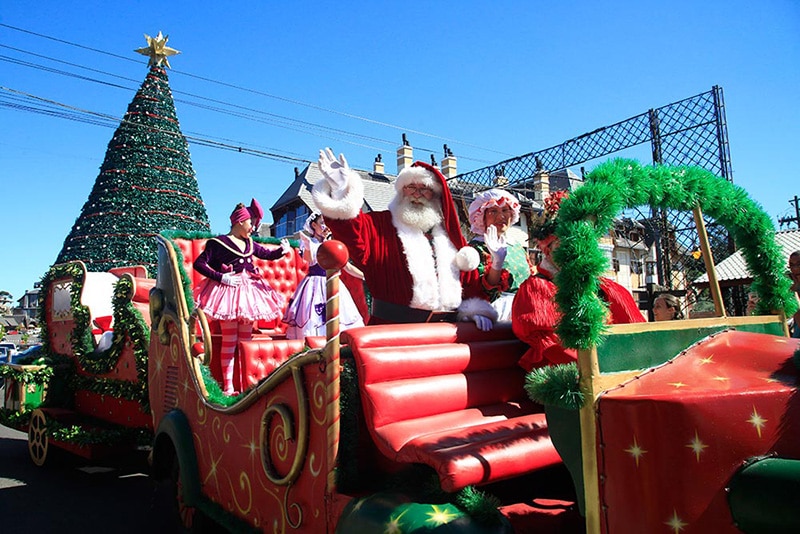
[316,240,348,493]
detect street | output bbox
[0,396,178,533]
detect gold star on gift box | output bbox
[135,31,180,68]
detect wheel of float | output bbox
[167,452,214,533]
[27,409,50,467]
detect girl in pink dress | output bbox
[193,199,291,394]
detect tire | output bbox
[155,451,219,533]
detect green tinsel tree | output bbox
[56,33,209,274]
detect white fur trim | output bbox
[394,166,443,194]
[392,214,463,310]
[455,246,479,271]
[457,297,499,323]
[311,171,364,220]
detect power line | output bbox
[0,22,514,160]
[0,86,312,165]
[0,47,494,165]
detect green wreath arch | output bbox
[552,158,798,350]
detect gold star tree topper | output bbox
[135,32,180,68]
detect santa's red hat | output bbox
[398,161,467,250]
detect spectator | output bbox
[653,293,683,321]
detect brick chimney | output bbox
[397,133,413,173]
[373,153,385,174]
[441,144,457,179]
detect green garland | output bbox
[524,363,585,410]
[44,413,152,447]
[38,262,94,359]
[0,363,54,384]
[553,158,798,349]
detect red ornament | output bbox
[317,240,349,271]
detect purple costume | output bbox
[193,235,286,322]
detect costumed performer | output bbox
[283,212,365,339]
[311,148,496,329]
[512,191,645,371]
[789,250,800,337]
[463,188,533,322]
[194,199,292,394]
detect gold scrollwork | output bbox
[259,367,310,487]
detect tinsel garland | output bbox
[0,363,54,384]
[44,412,152,447]
[524,363,585,410]
[553,158,798,349]
[38,262,95,358]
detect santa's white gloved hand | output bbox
[473,314,494,331]
[318,148,352,200]
[220,273,241,287]
[484,226,507,270]
[280,238,292,256]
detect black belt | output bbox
[371,298,458,324]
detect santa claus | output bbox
[312,148,496,329]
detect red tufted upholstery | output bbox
[237,338,309,388]
[342,322,561,492]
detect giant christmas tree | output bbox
[56,32,210,273]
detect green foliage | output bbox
[554,159,798,349]
[454,486,504,526]
[55,65,210,273]
[525,363,585,410]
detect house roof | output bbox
[693,229,800,286]
[270,163,396,214]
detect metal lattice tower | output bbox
[453,85,734,296]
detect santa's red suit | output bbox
[312,154,492,325]
[512,264,645,371]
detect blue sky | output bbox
[1,0,798,303]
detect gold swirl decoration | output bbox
[260,366,309,486]
[284,485,303,529]
[311,379,327,425]
[230,471,253,516]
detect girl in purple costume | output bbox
[283,212,364,339]
[193,199,291,394]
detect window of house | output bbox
[631,260,642,274]
[612,258,620,272]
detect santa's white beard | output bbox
[395,197,442,231]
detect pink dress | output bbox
[193,235,286,322]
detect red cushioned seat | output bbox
[238,339,308,388]
[342,322,561,492]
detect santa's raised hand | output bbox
[318,148,353,200]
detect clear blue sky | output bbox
[1,0,798,303]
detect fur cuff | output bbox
[311,172,365,220]
[457,297,499,322]
[454,246,480,271]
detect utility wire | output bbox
[0,86,312,164]
[0,48,491,163]
[0,22,515,159]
